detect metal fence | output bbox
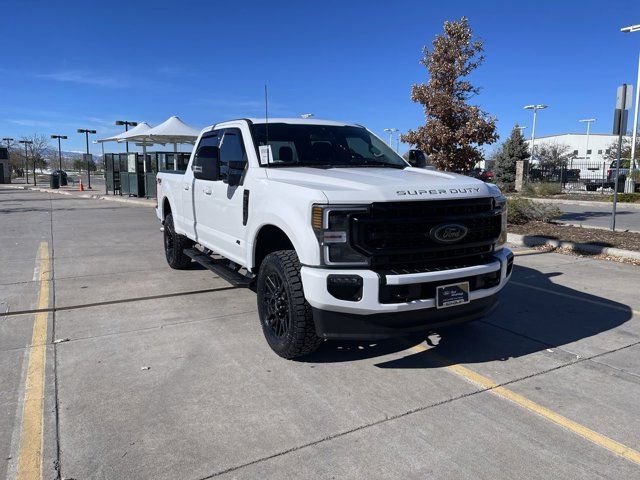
[525,160,630,194]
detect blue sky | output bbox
[0,0,639,154]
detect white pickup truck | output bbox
[156,118,513,358]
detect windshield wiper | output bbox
[355,160,406,169]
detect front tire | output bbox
[163,213,193,269]
[257,250,322,359]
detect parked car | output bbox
[156,118,512,358]
[606,160,635,192]
[470,168,493,182]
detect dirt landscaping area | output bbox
[509,221,640,251]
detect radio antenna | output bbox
[264,84,270,162]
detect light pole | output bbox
[578,119,596,166]
[77,129,97,189]
[18,140,33,184]
[50,134,68,171]
[115,120,138,153]
[384,128,399,149]
[300,113,314,119]
[621,24,640,169]
[524,105,548,164]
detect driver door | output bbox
[192,131,221,248]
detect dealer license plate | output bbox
[436,282,470,309]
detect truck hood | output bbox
[265,166,495,203]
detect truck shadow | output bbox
[303,263,634,366]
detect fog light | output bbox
[327,275,363,301]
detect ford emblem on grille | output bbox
[430,223,469,244]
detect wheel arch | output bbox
[161,197,172,221]
[251,224,296,273]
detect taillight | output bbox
[607,169,612,178]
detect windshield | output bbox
[251,123,407,168]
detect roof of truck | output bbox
[246,118,355,126]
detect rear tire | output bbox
[257,250,322,359]
[163,213,193,269]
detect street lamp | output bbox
[384,128,399,148]
[50,134,68,171]
[524,104,548,164]
[578,119,596,165]
[77,129,97,189]
[621,24,640,169]
[300,113,314,119]
[18,140,33,184]
[115,120,138,153]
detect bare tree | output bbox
[401,17,498,171]
[20,133,51,177]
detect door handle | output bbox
[183,184,190,191]
[203,187,212,195]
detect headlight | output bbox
[312,205,369,266]
[485,184,507,250]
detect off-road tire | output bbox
[257,250,322,359]
[163,213,193,269]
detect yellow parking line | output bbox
[409,344,640,466]
[17,242,50,480]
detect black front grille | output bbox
[351,198,502,268]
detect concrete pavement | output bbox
[518,197,640,232]
[2,186,640,479]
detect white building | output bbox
[525,133,621,164]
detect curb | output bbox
[2,184,155,207]
[507,233,640,261]
[516,196,640,210]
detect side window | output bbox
[193,132,221,180]
[219,128,247,180]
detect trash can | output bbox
[59,170,68,186]
[50,172,60,189]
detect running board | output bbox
[184,249,254,287]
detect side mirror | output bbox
[193,146,220,181]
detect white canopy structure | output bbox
[96,122,153,143]
[95,116,200,174]
[145,116,200,145]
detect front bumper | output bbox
[301,248,513,339]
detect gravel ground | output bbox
[519,193,640,203]
[508,221,640,251]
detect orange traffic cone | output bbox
[79,178,84,191]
